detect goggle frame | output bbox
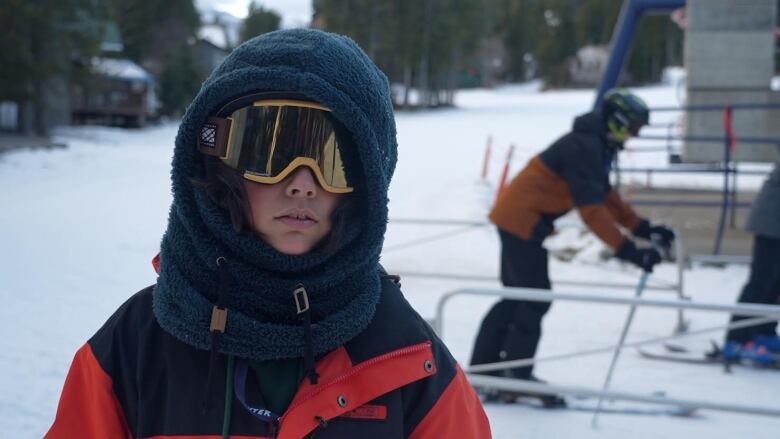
[198,99,354,194]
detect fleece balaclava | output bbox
[152,29,397,361]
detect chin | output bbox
[273,240,316,256]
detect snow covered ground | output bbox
[1,83,778,438]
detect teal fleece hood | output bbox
[152,29,398,361]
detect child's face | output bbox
[244,166,342,255]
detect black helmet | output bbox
[602,89,649,142]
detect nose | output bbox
[285,166,318,198]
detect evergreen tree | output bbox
[107,0,201,116]
[575,0,620,46]
[497,0,681,86]
[158,45,202,117]
[495,0,537,81]
[534,0,578,87]
[627,15,683,84]
[317,0,683,93]
[239,3,281,43]
[109,0,200,75]
[317,0,482,108]
[0,0,106,134]
[425,0,482,105]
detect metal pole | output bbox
[713,105,734,255]
[673,228,689,333]
[614,148,622,190]
[591,271,650,427]
[433,287,780,337]
[382,224,482,253]
[389,218,490,226]
[615,166,767,176]
[594,0,637,108]
[665,118,676,159]
[730,164,738,228]
[689,254,752,265]
[594,0,687,108]
[394,270,677,291]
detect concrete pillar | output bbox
[684,0,779,163]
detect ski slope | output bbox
[1,81,778,438]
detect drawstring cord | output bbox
[221,355,235,439]
[203,256,230,413]
[293,284,319,385]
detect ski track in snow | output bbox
[1,83,778,438]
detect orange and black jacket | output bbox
[46,277,490,439]
[490,111,641,250]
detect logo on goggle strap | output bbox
[200,123,218,150]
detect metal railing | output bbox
[433,284,780,419]
[389,220,691,333]
[624,102,779,255]
[433,287,780,337]
[385,218,775,418]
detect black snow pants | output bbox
[725,235,780,343]
[470,228,551,380]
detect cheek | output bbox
[243,182,273,221]
[322,194,343,222]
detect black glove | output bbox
[633,219,675,249]
[615,240,662,273]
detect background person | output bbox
[470,89,674,406]
[722,163,780,365]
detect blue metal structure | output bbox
[594,0,687,109]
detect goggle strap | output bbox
[198,117,232,158]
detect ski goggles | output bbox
[198,99,353,193]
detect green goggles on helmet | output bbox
[603,89,649,142]
[198,99,353,194]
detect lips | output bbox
[276,208,318,229]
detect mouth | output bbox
[275,208,318,229]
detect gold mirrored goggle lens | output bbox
[198,100,353,193]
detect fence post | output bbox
[496,144,515,201]
[713,105,735,255]
[730,167,739,228]
[481,135,493,181]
